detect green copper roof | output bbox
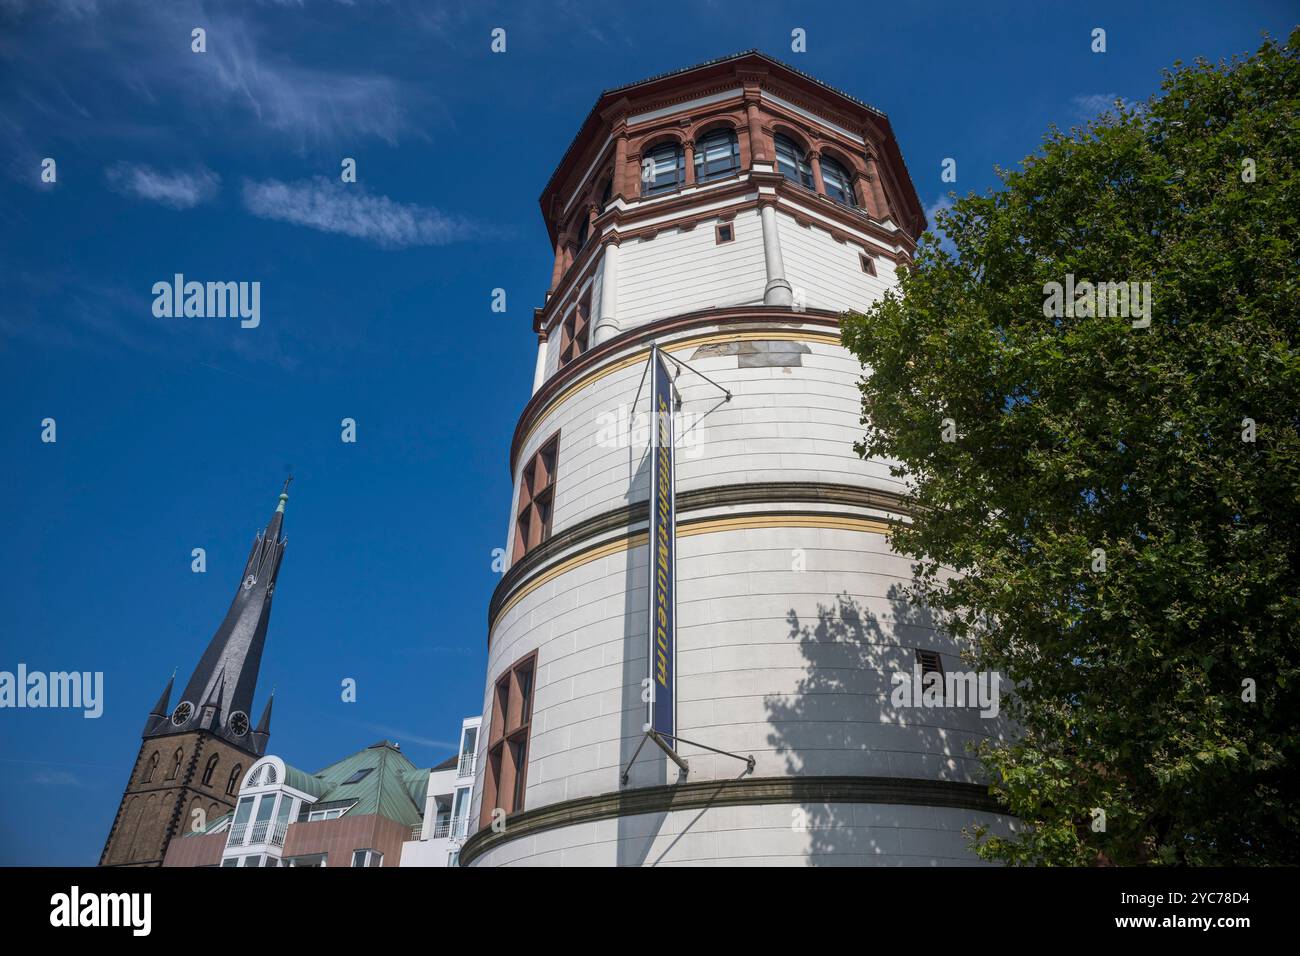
[180,809,233,838]
[181,741,434,843]
[401,768,431,811]
[283,763,330,799]
[309,740,427,828]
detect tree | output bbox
[841,31,1299,865]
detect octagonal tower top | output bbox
[538,50,926,249]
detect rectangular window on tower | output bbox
[558,292,591,368]
[916,649,945,703]
[479,651,538,829]
[513,433,559,562]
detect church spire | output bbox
[148,480,291,755]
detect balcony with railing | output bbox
[457,753,476,777]
[226,819,289,849]
[408,816,467,842]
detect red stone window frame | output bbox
[513,433,559,562]
[715,222,734,244]
[479,650,538,828]
[859,252,876,275]
[557,293,591,368]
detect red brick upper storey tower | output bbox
[530,48,925,371]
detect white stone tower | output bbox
[464,51,1014,866]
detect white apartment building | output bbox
[400,717,481,867]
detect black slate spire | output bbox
[148,480,291,755]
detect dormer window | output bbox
[641,142,684,196]
[821,155,857,207]
[694,128,739,183]
[775,134,813,188]
[246,762,278,788]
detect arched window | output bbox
[693,128,739,183]
[226,765,243,797]
[641,141,684,196]
[166,748,183,781]
[775,134,813,188]
[246,763,279,788]
[201,753,219,787]
[141,751,159,784]
[820,155,857,207]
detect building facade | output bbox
[400,716,481,867]
[463,52,1016,866]
[163,721,479,868]
[100,482,288,867]
[165,739,441,868]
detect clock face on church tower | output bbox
[170,701,193,726]
[228,711,249,737]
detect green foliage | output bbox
[842,32,1300,865]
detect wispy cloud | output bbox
[1,2,429,151]
[923,194,957,255]
[242,176,487,248]
[0,270,303,373]
[106,162,220,209]
[1071,93,1130,120]
[0,0,105,19]
[925,194,953,224]
[357,722,457,751]
[29,769,87,788]
[198,15,416,146]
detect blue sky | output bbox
[0,0,1292,865]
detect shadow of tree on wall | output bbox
[764,585,1002,865]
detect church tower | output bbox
[462,52,1015,866]
[99,481,289,867]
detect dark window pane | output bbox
[510,738,528,810]
[775,135,813,188]
[643,143,683,195]
[517,667,534,725]
[694,129,739,183]
[821,157,857,206]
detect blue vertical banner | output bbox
[648,346,676,741]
